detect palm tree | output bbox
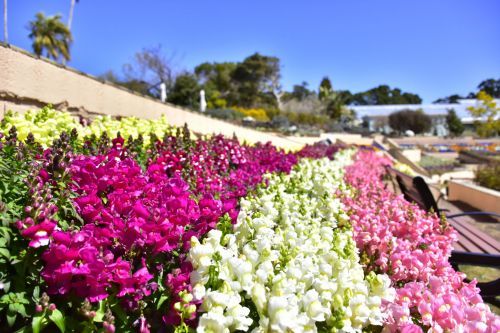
[67,0,79,31]
[3,0,7,43]
[28,12,72,63]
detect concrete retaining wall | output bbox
[448,180,500,214]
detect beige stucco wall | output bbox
[448,180,500,214]
[0,44,317,150]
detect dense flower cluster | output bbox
[4,124,298,331]
[189,151,396,332]
[295,141,344,160]
[81,114,171,145]
[0,107,171,146]
[1,108,498,332]
[342,150,500,332]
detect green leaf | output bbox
[0,238,8,247]
[10,302,28,317]
[7,307,17,327]
[48,308,65,332]
[0,247,10,259]
[93,300,106,323]
[32,312,48,333]
[33,286,40,301]
[156,294,169,311]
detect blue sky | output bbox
[4,0,500,103]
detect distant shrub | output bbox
[206,91,228,109]
[389,109,432,134]
[271,115,290,129]
[232,107,270,122]
[475,163,500,191]
[284,111,329,126]
[206,108,244,120]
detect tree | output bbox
[231,52,281,109]
[195,61,237,108]
[3,0,7,43]
[67,0,79,31]
[467,91,500,137]
[167,72,200,109]
[318,77,333,101]
[283,82,313,102]
[477,78,500,98]
[446,109,464,137]
[324,92,348,121]
[388,109,432,134]
[28,12,72,62]
[123,45,176,98]
[349,85,422,105]
[433,94,463,104]
[194,54,282,110]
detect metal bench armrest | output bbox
[450,251,500,267]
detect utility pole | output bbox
[68,0,76,31]
[3,0,7,43]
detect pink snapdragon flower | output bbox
[343,150,500,332]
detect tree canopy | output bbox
[282,82,314,102]
[318,77,333,101]
[167,72,200,109]
[467,91,500,137]
[231,53,281,109]
[446,109,464,137]
[433,94,463,104]
[28,12,72,62]
[348,85,422,105]
[433,78,500,103]
[477,78,500,98]
[388,109,431,134]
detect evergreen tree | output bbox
[318,77,333,101]
[446,109,464,137]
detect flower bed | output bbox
[0,108,498,332]
[189,151,395,332]
[342,151,499,331]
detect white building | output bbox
[349,99,499,136]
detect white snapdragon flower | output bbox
[225,304,252,331]
[189,150,395,332]
[197,308,230,333]
[268,296,302,332]
[192,283,206,301]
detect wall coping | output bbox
[0,42,198,114]
[449,179,500,197]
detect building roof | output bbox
[349,99,500,120]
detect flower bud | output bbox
[181,292,193,303]
[105,324,115,333]
[186,304,197,315]
[173,302,182,312]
